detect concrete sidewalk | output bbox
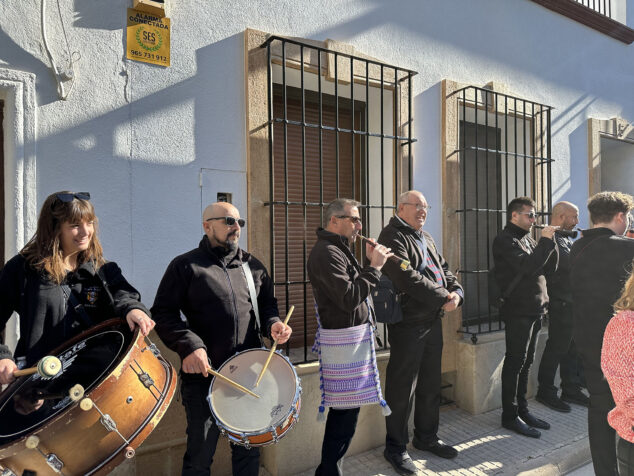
[294,398,591,475]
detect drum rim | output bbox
[208,348,301,437]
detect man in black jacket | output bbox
[307,198,391,476]
[536,201,588,412]
[493,197,558,438]
[570,191,634,476]
[152,201,292,476]
[378,190,463,474]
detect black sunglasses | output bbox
[336,215,362,225]
[206,216,246,227]
[56,192,91,202]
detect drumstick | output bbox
[206,367,260,399]
[357,234,410,270]
[254,305,294,387]
[13,356,62,378]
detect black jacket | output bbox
[307,228,380,329]
[570,228,634,358]
[0,254,148,365]
[492,223,558,317]
[545,234,574,304]
[378,216,463,326]
[151,236,280,370]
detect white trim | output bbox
[0,68,37,259]
[0,68,37,354]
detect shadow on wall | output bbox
[72,0,127,31]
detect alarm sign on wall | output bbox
[126,8,171,67]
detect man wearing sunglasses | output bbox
[152,201,291,476]
[492,197,559,439]
[377,190,463,473]
[569,191,634,476]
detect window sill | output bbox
[530,0,634,44]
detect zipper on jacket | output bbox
[221,261,240,348]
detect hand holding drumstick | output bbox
[255,305,294,386]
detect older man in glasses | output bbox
[377,190,463,474]
[152,201,291,476]
[492,196,558,439]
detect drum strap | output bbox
[61,284,94,327]
[241,261,262,337]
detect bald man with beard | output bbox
[535,201,589,413]
[152,202,291,476]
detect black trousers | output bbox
[617,436,634,476]
[181,379,260,476]
[384,318,442,452]
[537,300,582,395]
[315,407,360,476]
[581,351,618,476]
[501,314,542,421]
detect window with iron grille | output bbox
[259,36,416,363]
[443,83,553,343]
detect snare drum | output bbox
[0,319,177,476]
[207,348,301,448]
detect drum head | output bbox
[0,327,132,445]
[209,349,297,433]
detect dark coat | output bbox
[545,234,574,304]
[151,236,280,370]
[570,228,634,359]
[492,222,558,317]
[0,254,148,365]
[307,228,380,329]
[378,216,463,326]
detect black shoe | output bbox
[383,449,417,475]
[561,390,589,407]
[536,393,571,413]
[502,416,541,438]
[412,439,458,459]
[519,411,551,429]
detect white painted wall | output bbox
[1,0,633,306]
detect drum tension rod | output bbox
[89,399,133,448]
[141,335,161,357]
[24,436,68,475]
[130,359,161,402]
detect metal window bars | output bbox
[260,36,417,363]
[451,86,553,343]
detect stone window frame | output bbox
[587,117,634,195]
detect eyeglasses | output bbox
[56,192,91,202]
[206,216,246,227]
[335,215,362,225]
[402,203,431,212]
[518,211,537,219]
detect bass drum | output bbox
[0,319,177,476]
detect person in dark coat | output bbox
[307,198,392,476]
[0,191,153,388]
[152,202,292,476]
[570,191,634,476]
[492,196,558,438]
[377,190,463,474]
[536,201,589,412]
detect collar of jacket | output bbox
[390,215,424,237]
[315,228,361,266]
[504,222,530,238]
[199,235,248,267]
[580,227,616,238]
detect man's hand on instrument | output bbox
[540,225,558,240]
[442,292,461,312]
[271,321,292,344]
[182,348,210,377]
[125,309,155,336]
[0,358,17,385]
[366,239,393,271]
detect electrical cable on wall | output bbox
[41,0,80,100]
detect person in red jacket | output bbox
[602,266,634,476]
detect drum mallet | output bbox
[255,305,295,387]
[206,367,261,399]
[13,356,62,378]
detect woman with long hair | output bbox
[602,263,634,475]
[0,191,154,385]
